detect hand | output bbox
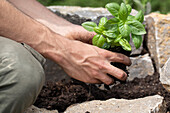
[64,25,96,44]
[52,24,96,44]
[52,38,131,85]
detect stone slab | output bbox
[127,54,154,81]
[145,13,170,72]
[64,95,165,113]
[160,58,170,92]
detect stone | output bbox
[127,54,154,81]
[47,6,142,55]
[64,95,166,113]
[160,58,170,92]
[24,105,58,113]
[44,59,71,83]
[145,13,170,72]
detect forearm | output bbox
[8,0,77,38]
[0,0,66,60]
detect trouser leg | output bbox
[0,36,46,113]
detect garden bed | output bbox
[34,72,170,112]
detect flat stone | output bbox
[47,6,142,55]
[64,95,165,113]
[127,54,154,81]
[25,105,58,113]
[145,13,170,72]
[160,58,170,92]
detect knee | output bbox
[0,38,45,91]
[0,38,45,112]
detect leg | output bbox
[0,36,46,113]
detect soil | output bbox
[34,72,170,112]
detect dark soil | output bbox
[34,72,170,112]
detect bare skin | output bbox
[0,0,131,85]
[8,0,95,43]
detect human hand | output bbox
[51,38,131,85]
[52,24,96,44]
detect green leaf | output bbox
[119,3,128,21]
[105,3,120,17]
[92,34,100,46]
[131,34,143,49]
[125,35,130,42]
[104,23,118,32]
[119,21,131,37]
[119,38,132,51]
[97,35,107,48]
[106,18,119,24]
[135,10,144,23]
[99,17,107,28]
[94,27,103,34]
[106,38,114,43]
[127,15,135,20]
[114,35,122,43]
[126,4,132,15]
[127,20,146,35]
[103,31,117,38]
[82,22,97,32]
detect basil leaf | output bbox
[135,10,144,23]
[119,21,131,37]
[92,34,100,46]
[97,35,107,48]
[104,23,118,32]
[114,35,122,43]
[119,3,128,21]
[126,4,132,15]
[127,15,135,20]
[82,22,97,32]
[106,38,114,43]
[94,27,103,34]
[107,25,118,32]
[131,34,143,49]
[103,31,117,38]
[105,3,120,17]
[106,18,119,24]
[127,20,146,35]
[99,17,107,28]
[119,38,132,51]
[125,35,130,42]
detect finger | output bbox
[84,78,102,84]
[104,50,131,66]
[94,73,114,85]
[106,64,127,81]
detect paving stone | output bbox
[64,95,166,113]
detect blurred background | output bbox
[37,0,170,14]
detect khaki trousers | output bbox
[0,36,46,113]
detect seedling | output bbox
[82,2,146,51]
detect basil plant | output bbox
[82,2,146,51]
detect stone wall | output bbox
[145,13,170,72]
